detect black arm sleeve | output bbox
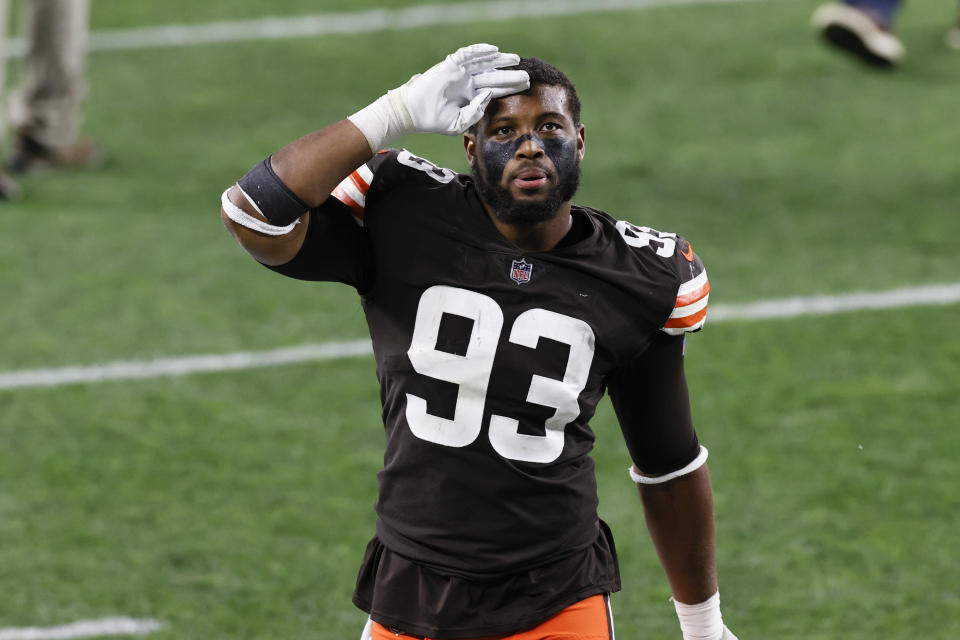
[606,333,701,476]
[263,197,374,292]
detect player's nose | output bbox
[515,134,545,160]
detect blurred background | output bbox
[0,1,958,638]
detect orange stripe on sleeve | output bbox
[349,170,370,195]
[675,280,711,308]
[664,307,708,329]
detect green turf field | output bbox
[1,1,958,638]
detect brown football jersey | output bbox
[265,149,710,636]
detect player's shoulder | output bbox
[586,210,710,335]
[330,149,462,225]
[368,148,461,187]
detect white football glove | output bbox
[349,43,530,152]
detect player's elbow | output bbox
[221,209,308,267]
[220,205,243,242]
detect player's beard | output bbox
[472,136,581,227]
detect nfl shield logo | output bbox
[510,258,533,285]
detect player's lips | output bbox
[511,167,550,190]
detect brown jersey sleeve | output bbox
[262,196,374,291]
[606,332,701,476]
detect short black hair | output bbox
[511,57,581,124]
[470,56,581,132]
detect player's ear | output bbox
[576,123,586,162]
[464,131,478,167]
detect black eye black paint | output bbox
[479,133,575,186]
[471,131,582,227]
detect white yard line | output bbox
[0,340,373,391]
[1,283,958,391]
[0,618,164,640]
[707,282,960,321]
[3,0,765,57]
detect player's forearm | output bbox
[638,464,718,604]
[270,119,374,207]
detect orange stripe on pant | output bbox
[370,593,612,640]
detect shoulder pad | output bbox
[661,236,709,335]
[612,220,709,335]
[330,149,457,225]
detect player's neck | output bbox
[483,202,574,252]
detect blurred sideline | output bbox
[2,282,958,390]
[3,0,767,56]
[0,617,164,640]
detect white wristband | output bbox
[629,446,708,485]
[673,591,725,640]
[347,86,415,153]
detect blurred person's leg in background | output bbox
[7,0,102,175]
[0,0,22,199]
[947,2,960,49]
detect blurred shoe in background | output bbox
[812,1,905,67]
[0,170,22,200]
[6,129,104,175]
[947,10,960,50]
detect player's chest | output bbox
[369,230,654,375]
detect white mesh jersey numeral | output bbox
[397,150,458,183]
[405,286,596,463]
[488,309,596,463]
[405,286,503,447]
[615,220,676,257]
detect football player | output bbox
[220,44,738,640]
